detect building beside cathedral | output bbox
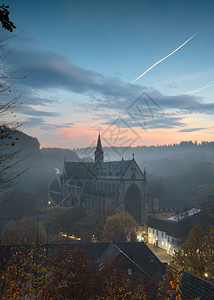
[60,134,148,229]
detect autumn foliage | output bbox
[102,211,138,242]
[0,246,147,299]
[1,218,46,245]
[171,224,214,282]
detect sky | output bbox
[2,0,214,149]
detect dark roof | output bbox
[64,161,96,179]
[149,210,214,241]
[159,198,202,209]
[98,160,131,178]
[63,160,132,179]
[180,271,214,300]
[46,242,110,261]
[0,242,166,279]
[148,218,180,238]
[116,242,166,277]
[98,243,151,279]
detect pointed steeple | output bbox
[94,132,104,163]
[97,132,102,151]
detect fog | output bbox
[1,129,214,223]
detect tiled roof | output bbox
[180,271,214,300]
[116,242,166,277]
[149,207,214,241]
[98,243,151,279]
[148,218,181,238]
[64,160,132,179]
[64,162,95,179]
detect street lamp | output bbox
[48,201,51,215]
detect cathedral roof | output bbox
[64,161,95,179]
[63,134,142,180]
[97,160,131,178]
[63,159,132,179]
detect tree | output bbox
[1,218,46,245]
[0,245,148,299]
[48,205,89,239]
[171,224,214,282]
[0,245,47,299]
[44,247,147,299]
[0,4,16,32]
[102,211,138,242]
[0,62,24,192]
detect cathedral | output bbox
[61,134,148,229]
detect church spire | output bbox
[94,132,104,163]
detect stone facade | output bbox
[61,134,147,229]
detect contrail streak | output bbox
[131,29,202,84]
[185,81,214,95]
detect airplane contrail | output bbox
[185,80,214,95]
[131,29,202,84]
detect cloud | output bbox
[6,47,214,133]
[102,115,185,130]
[178,128,205,133]
[7,48,214,115]
[19,106,59,117]
[24,117,73,130]
[7,48,143,99]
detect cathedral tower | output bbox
[94,133,104,163]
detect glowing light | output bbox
[59,232,81,241]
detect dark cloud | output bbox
[7,48,144,99]
[24,117,73,130]
[6,47,214,133]
[7,48,214,116]
[19,106,59,117]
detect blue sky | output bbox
[3,0,214,148]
